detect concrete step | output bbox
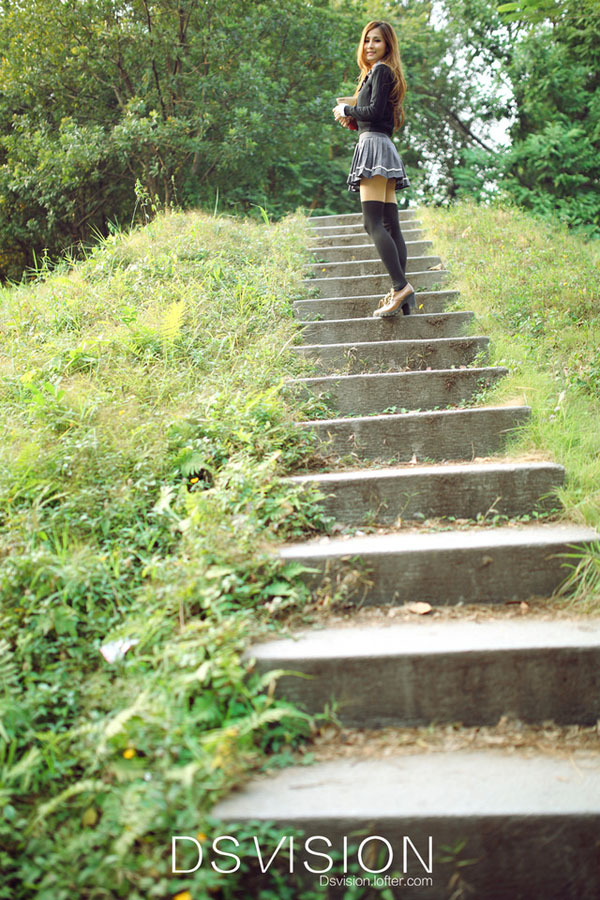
[311,256,442,278]
[305,270,449,298]
[247,618,600,726]
[310,220,422,236]
[280,523,595,605]
[298,405,531,463]
[212,750,600,900]
[299,311,474,345]
[310,228,425,247]
[293,290,460,321]
[287,460,563,523]
[311,240,433,261]
[309,210,418,227]
[293,366,508,417]
[296,336,489,375]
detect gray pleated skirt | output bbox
[347,131,410,193]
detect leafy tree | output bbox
[0,0,516,277]
[503,0,600,233]
[444,0,600,234]
[0,0,358,276]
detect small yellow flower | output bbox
[196,832,207,842]
[173,892,192,900]
[123,748,136,759]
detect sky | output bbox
[429,0,515,149]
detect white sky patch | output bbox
[429,0,516,149]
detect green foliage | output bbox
[0,0,355,276]
[0,0,521,278]
[420,200,600,533]
[496,0,596,24]
[557,541,600,609]
[0,209,340,898]
[0,0,598,276]
[446,0,600,235]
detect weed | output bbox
[420,201,600,530]
[556,541,600,612]
[0,208,337,898]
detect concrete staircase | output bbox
[213,209,600,898]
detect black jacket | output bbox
[343,62,395,137]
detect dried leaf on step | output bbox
[317,726,339,742]
[428,263,444,270]
[405,601,432,615]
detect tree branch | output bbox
[441,105,498,152]
[141,0,167,121]
[419,93,499,152]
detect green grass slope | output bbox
[0,210,331,899]
[421,202,600,529]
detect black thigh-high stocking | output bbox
[361,200,407,291]
[383,202,407,274]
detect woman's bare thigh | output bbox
[360,176,398,203]
[359,175,387,202]
[385,179,397,204]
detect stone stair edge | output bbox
[296,403,527,427]
[296,335,488,352]
[290,363,507,384]
[284,458,565,483]
[308,210,419,221]
[297,310,473,327]
[282,456,564,524]
[304,271,451,298]
[309,232,426,246]
[245,616,600,729]
[279,522,595,557]
[212,750,600,818]
[309,218,421,229]
[308,230,424,242]
[278,523,595,608]
[305,268,449,283]
[309,230,424,240]
[248,617,600,660]
[311,255,440,266]
[211,751,600,900]
[294,289,459,303]
[308,239,432,249]
[309,216,419,226]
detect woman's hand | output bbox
[332,103,347,121]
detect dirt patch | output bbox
[294,449,557,476]
[321,511,566,540]
[280,596,591,634]
[299,716,600,763]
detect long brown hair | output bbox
[351,21,407,130]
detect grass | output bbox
[0,209,338,900]
[420,200,600,531]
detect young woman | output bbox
[333,21,413,318]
